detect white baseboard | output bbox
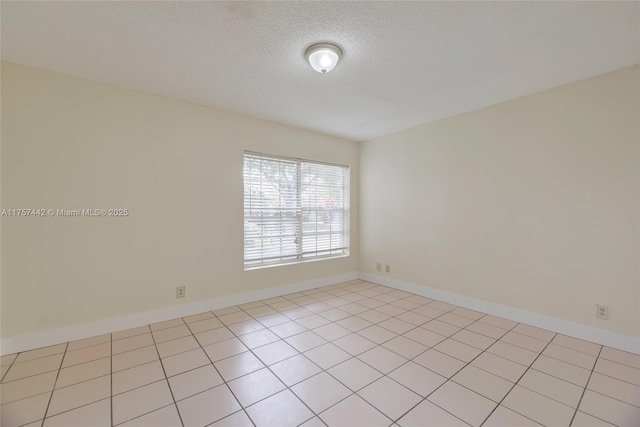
[359,272,640,355]
[4,271,638,356]
[0,272,358,355]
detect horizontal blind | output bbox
[244,152,349,268]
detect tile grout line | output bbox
[381,317,509,424]
[347,297,481,424]
[568,345,603,426]
[0,310,564,424]
[1,355,68,383]
[507,363,619,412]
[183,311,258,427]
[115,402,177,427]
[200,282,428,423]
[539,345,602,369]
[39,341,69,426]
[3,341,114,423]
[3,346,67,365]
[577,387,640,412]
[290,283,538,424]
[237,287,475,425]
[1,350,113,387]
[212,298,378,424]
[342,304,479,424]
[0,354,19,383]
[266,292,394,425]
[222,295,357,426]
[565,357,640,387]
[110,333,183,426]
[594,355,640,370]
[3,281,628,360]
[504,360,581,389]
[147,322,185,427]
[357,284,614,361]
[309,296,495,425]
[255,284,507,425]
[4,280,635,427]
[228,305,332,426]
[478,332,559,427]
[388,316,521,426]
[107,314,629,400]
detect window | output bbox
[243,151,350,269]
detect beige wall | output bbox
[360,66,639,338]
[2,61,638,342]
[1,62,359,338]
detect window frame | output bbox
[243,151,350,270]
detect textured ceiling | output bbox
[2,1,638,141]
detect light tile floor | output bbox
[1,280,639,427]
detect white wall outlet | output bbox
[596,304,608,319]
[176,286,186,298]
[385,264,390,273]
[376,263,382,272]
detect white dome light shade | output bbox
[305,43,342,74]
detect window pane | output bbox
[244,152,349,268]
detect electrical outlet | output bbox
[596,304,608,319]
[176,286,186,298]
[376,263,382,272]
[385,264,390,273]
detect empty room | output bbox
[0,1,638,427]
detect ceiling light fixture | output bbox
[305,43,342,74]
